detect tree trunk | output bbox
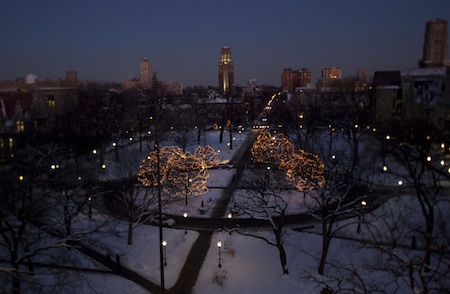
[63,204,71,236]
[275,230,289,275]
[12,248,20,294]
[424,215,434,273]
[318,221,330,275]
[219,126,224,143]
[13,273,20,294]
[63,189,71,236]
[127,222,133,245]
[277,243,289,275]
[115,142,120,160]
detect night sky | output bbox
[1,0,449,86]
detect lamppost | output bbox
[227,213,233,235]
[185,178,192,205]
[357,199,367,234]
[87,197,92,219]
[217,241,222,268]
[266,166,271,190]
[183,212,188,234]
[162,240,167,266]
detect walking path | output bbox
[75,131,258,293]
[168,131,257,293]
[79,130,417,293]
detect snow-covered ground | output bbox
[72,129,449,293]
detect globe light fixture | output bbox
[217,241,222,268]
[162,240,167,266]
[183,212,188,234]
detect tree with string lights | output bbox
[194,145,220,168]
[164,147,209,205]
[250,129,294,165]
[279,149,325,192]
[138,146,213,206]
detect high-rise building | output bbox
[419,19,450,68]
[140,58,152,86]
[321,66,342,79]
[219,47,234,94]
[281,68,311,92]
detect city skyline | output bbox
[1,1,450,86]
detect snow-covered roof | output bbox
[376,85,401,90]
[401,67,446,77]
[38,87,77,91]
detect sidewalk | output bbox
[75,131,257,294]
[168,131,256,293]
[69,240,162,293]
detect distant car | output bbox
[149,215,175,227]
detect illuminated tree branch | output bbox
[251,129,294,165]
[137,146,209,205]
[279,150,325,191]
[194,145,220,168]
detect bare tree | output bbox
[358,118,450,293]
[102,146,160,245]
[0,144,111,294]
[232,167,292,275]
[305,168,370,275]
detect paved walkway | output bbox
[77,131,258,293]
[168,131,257,293]
[83,130,422,293]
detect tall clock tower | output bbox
[219,47,234,95]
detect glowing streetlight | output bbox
[361,200,367,206]
[183,212,188,234]
[382,165,388,172]
[398,180,403,186]
[217,241,222,268]
[426,156,432,162]
[162,240,167,266]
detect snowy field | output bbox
[51,129,449,293]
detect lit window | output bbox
[16,121,25,133]
[48,96,55,110]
